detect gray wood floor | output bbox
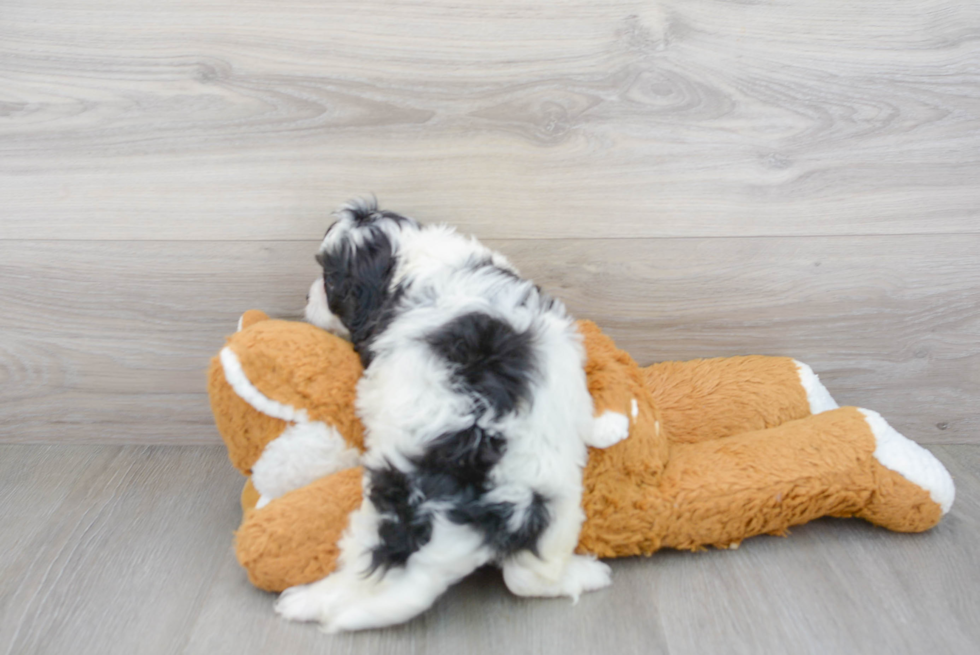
[2,1,979,653]
[1,444,978,655]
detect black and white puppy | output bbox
[276,199,622,632]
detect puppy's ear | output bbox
[326,230,398,358]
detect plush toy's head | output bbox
[208,311,366,481]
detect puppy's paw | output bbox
[586,411,630,449]
[560,555,612,602]
[275,584,327,623]
[503,554,612,601]
[277,572,377,629]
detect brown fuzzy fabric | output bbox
[212,316,947,592]
[578,406,939,557]
[644,355,811,444]
[208,357,287,476]
[236,469,362,592]
[209,316,364,474]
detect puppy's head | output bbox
[305,197,419,349]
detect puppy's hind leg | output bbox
[277,507,492,633]
[501,496,611,602]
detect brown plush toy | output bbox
[208,310,955,593]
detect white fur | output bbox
[589,411,630,449]
[859,409,955,514]
[503,553,611,602]
[794,360,839,414]
[277,512,492,632]
[305,278,350,339]
[251,421,362,503]
[390,224,519,287]
[292,202,602,631]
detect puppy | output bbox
[278,198,621,632]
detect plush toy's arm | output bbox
[643,356,826,444]
[588,411,631,449]
[576,320,652,449]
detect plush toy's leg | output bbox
[236,468,364,592]
[578,407,954,558]
[853,409,955,527]
[656,407,954,550]
[642,356,837,444]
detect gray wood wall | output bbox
[2,0,978,445]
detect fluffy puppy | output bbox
[278,199,617,632]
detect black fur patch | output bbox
[412,428,550,556]
[415,426,508,485]
[366,426,551,570]
[358,284,406,367]
[366,464,434,573]
[317,230,403,366]
[447,492,550,556]
[426,312,536,417]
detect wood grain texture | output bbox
[1,236,977,444]
[0,444,977,654]
[2,0,979,239]
[0,445,243,655]
[2,1,977,651]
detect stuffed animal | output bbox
[208,310,955,593]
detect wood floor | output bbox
[1,444,978,655]
[2,0,978,653]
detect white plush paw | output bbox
[859,409,955,514]
[587,411,630,449]
[794,360,839,414]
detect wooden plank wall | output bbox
[2,0,978,445]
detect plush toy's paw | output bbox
[503,554,612,602]
[794,360,839,414]
[586,411,630,449]
[860,409,955,515]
